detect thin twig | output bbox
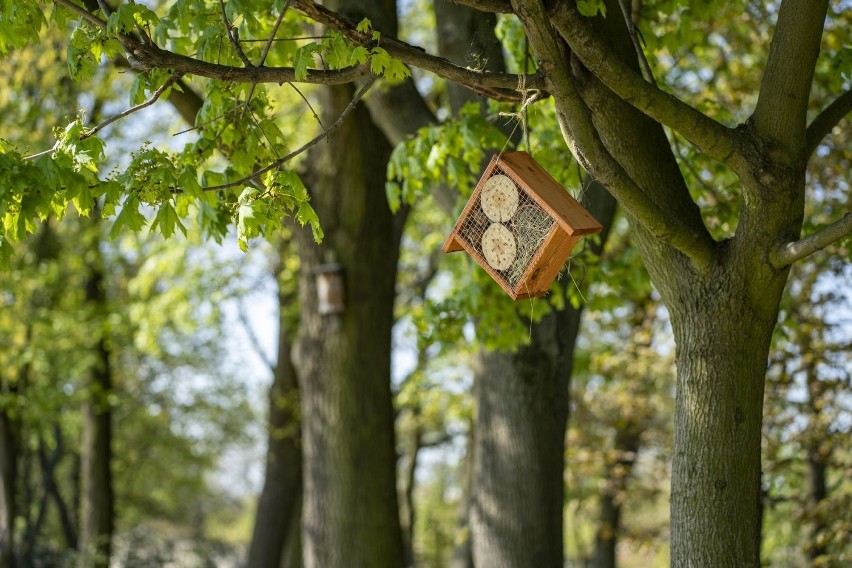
[219,0,254,67]
[617,0,656,86]
[248,110,281,158]
[23,147,57,161]
[288,83,325,130]
[259,1,291,66]
[173,106,241,136]
[82,73,184,140]
[242,1,292,118]
[96,0,112,17]
[202,76,376,192]
[240,36,329,42]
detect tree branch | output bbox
[242,0,293,117]
[202,76,376,192]
[56,0,536,101]
[806,89,852,158]
[751,0,830,155]
[290,0,540,101]
[548,2,740,167]
[770,212,852,268]
[511,0,715,269]
[126,39,371,84]
[54,0,108,29]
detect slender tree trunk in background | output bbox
[399,413,422,568]
[247,260,303,568]
[446,422,474,568]
[292,79,406,568]
[804,361,829,564]
[592,426,641,568]
[79,216,114,568]
[40,426,77,550]
[805,449,828,564]
[0,384,18,568]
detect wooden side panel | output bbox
[499,152,602,236]
[442,236,464,253]
[513,229,581,298]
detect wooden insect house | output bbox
[442,151,603,300]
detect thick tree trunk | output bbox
[470,309,576,568]
[668,280,781,566]
[292,82,406,568]
[79,218,114,568]
[247,280,302,568]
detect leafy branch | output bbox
[53,0,537,101]
[202,76,376,193]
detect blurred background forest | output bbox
[1,0,850,567]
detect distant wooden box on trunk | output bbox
[442,151,602,300]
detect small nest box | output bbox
[442,151,602,300]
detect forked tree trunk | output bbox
[551,2,803,563]
[292,81,406,568]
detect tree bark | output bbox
[78,216,114,568]
[292,80,407,568]
[247,273,302,568]
[470,311,574,568]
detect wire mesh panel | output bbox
[454,166,555,291]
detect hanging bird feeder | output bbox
[442,151,603,300]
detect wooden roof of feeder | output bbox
[443,151,603,300]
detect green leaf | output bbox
[107,4,159,35]
[293,43,322,81]
[296,202,323,243]
[356,18,372,33]
[386,181,402,213]
[577,0,606,17]
[110,197,148,238]
[150,201,186,238]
